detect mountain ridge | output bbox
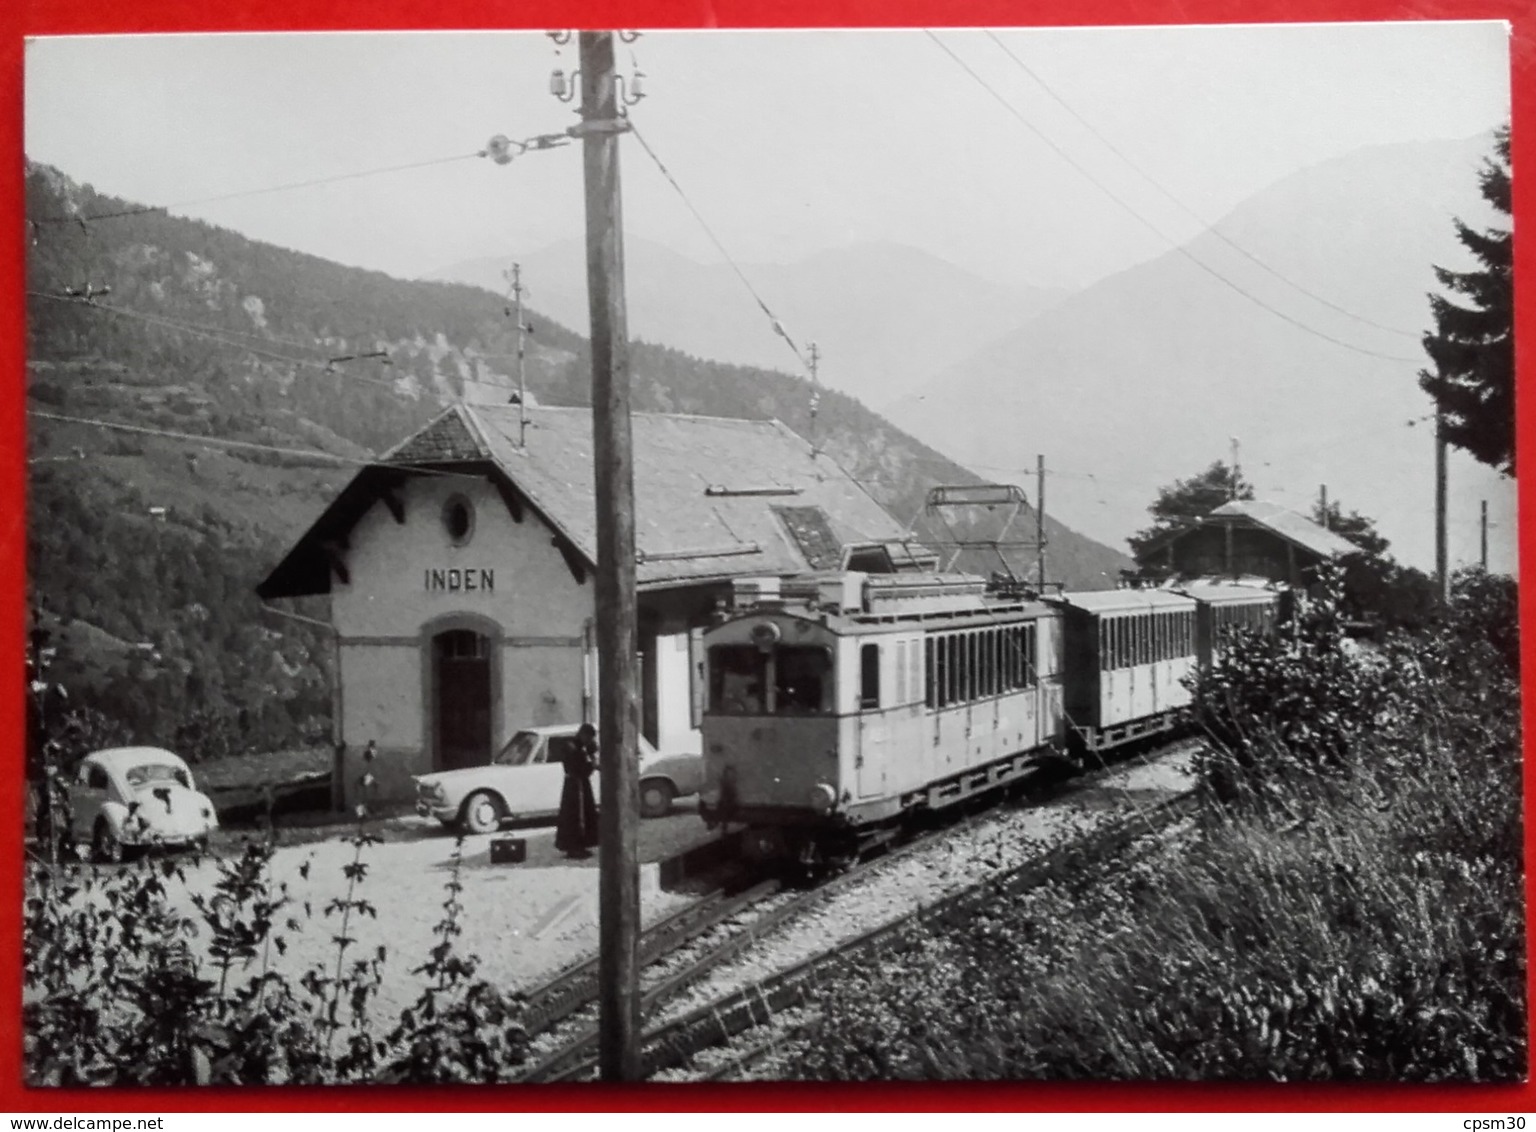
[886,131,1515,572]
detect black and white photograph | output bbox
[20,24,1523,1087]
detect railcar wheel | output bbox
[639,779,675,819]
[459,791,505,835]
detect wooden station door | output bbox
[434,629,492,772]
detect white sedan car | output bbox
[71,747,220,863]
[413,724,704,835]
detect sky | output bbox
[23,24,1511,291]
[22,25,1516,571]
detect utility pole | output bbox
[1035,454,1047,588]
[807,342,821,458]
[578,30,641,1082]
[1435,409,1449,602]
[1318,484,1328,529]
[1229,436,1241,501]
[506,262,529,445]
[1481,499,1489,571]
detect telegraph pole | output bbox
[1035,454,1047,588]
[507,262,529,445]
[807,342,821,458]
[579,30,641,1082]
[1481,499,1489,571]
[1435,409,1450,601]
[1318,484,1328,528]
[1229,436,1241,500]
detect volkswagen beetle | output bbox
[72,747,219,863]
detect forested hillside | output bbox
[25,161,1128,760]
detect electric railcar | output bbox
[698,570,1281,864]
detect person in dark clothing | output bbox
[554,723,600,859]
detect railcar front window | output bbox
[710,646,768,715]
[778,646,831,714]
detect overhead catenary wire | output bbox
[28,291,404,393]
[981,31,1420,342]
[923,30,1423,366]
[27,408,480,481]
[29,150,491,227]
[627,120,815,378]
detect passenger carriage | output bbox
[1178,582,1285,668]
[1052,590,1200,754]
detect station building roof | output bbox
[259,403,924,598]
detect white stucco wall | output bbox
[329,474,595,804]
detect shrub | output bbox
[23,802,530,1084]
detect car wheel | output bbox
[93,820,127,865]
[460,791,505,835]
[640,779,674,819]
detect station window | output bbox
[860,643,880,710]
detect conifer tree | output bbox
[1420,125,1514,475]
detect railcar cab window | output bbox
[709,644,830,715]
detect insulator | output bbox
[485,135,514,165]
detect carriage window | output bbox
[859,643,880,710]
[710,646,768,715]
[925,639,936,707]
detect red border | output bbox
[3,0,1533,1113]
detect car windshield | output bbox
[125,763,190,789]
[494,731,542,767]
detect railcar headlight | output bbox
[807,782,836,814]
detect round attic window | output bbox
[442,495,475,546]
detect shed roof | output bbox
[260,403,916,597]
[1136,498,1358,562]
[1206,499,1359,558]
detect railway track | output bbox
[654,788,1197,1082]
[516,742,1196,1083]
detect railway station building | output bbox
[1133,498,1357,587]
[258,403,930,807]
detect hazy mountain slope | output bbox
[25,162,1129,754]
[887,134,1516,572]
[428,237,1067,408]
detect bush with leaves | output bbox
[23,785,531,1084]
[1189,563,1398,806]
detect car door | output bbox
[512,735,568,820]
[71,761,110,844]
